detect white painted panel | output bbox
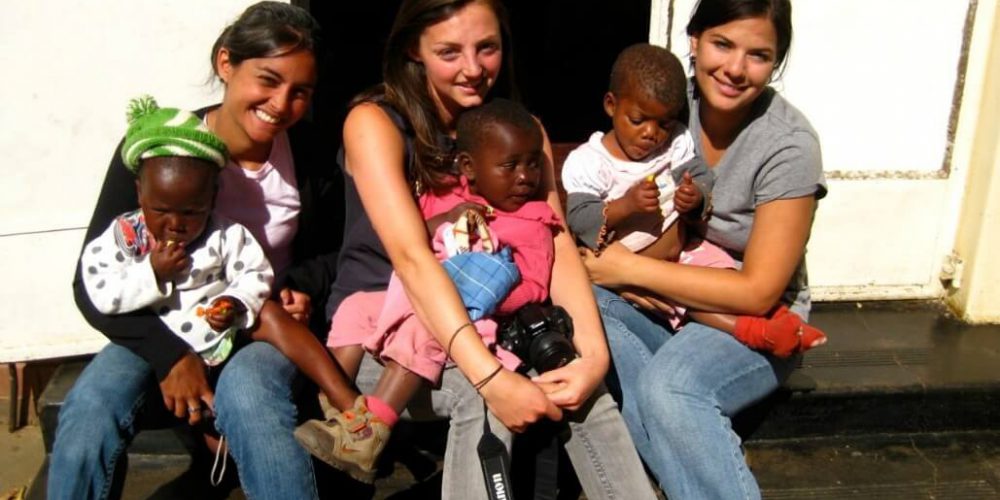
[0,0,260,236]
[807,179,948,299]
[782,1,967,174]
[0,231,107,363]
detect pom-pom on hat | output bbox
[121,95,228,173]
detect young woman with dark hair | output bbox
[49,3,351,498]
[584,0,827,497]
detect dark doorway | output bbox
[308,1,651,146]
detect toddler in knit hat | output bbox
[81,95,271,366]
[81,98,367,482]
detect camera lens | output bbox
[529,333,576,373]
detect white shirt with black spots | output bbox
[81,211,274,363]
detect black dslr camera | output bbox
[497,304,575,373]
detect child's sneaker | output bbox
[294,395,391,483]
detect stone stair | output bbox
[748,300,1000,499]
[28,300,1000,499]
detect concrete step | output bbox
[750,431,1000,499]
[748,300,1000,441]
[31,300,1000,498]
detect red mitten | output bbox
[733,305,827,358]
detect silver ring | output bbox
[188,406,200,413]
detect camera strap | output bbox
[478,402,516,500]
[530,428,560,500]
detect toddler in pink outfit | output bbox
[332,175,560,383]
[295,99,562,483]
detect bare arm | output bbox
[532,124,610,410]
[342,103,560,430]
[583,196,816,316]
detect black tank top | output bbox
[325,102,455,319]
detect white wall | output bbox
[0,0,263,362]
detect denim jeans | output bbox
[356,355,656,500]
[593,286,799,500]
[48,342,317,500]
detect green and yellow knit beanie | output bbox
[121,95,228,172]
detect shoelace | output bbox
[210,435,227,487]
[342,410,371,435]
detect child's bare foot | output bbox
[733,305,827,358]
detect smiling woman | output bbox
[321,0,656,498]
[585,1,828,498]
[49,3,350,499]
[689,15,782,148]
[208,48,317,167]
[411,2,503,126]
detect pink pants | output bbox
[327,289,520,385]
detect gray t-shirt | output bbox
[690,86,827,319]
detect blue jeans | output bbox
[48,342,317,500]
[594,286,799,500]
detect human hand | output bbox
[579,242,636,289]
[531,357,605,411]
[159,351,214,426]
[150,240,190,283]
[674,171,702,214]
[279,288,311,324]
[200,297,242,332]
[425,202,490,238]
[478,368,563,433]
[623,177,661,215]
[445,202,490,223]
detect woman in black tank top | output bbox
[325,1,655,498]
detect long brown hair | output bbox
[353,0,518,192]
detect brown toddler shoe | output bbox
[294,395,391,484]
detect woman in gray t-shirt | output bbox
[581,0,826,498]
